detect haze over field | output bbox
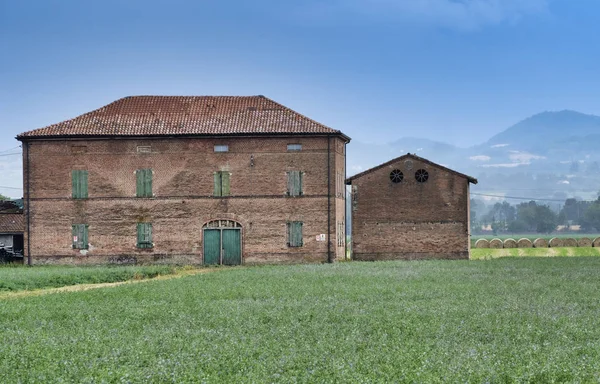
[1,0,599,201]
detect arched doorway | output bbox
[203,220,242,265]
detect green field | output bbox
[471,246,600,260]
[0,265,178,292]
[2,259,600,382]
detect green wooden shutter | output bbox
[214,172,222,196]
[72,171,79,198]
[136,170,144,197]
[81,171,88,198]
[287,171,302,196]
[298,172,303,196]
[288,222,303,247]
[137,223,143,247]
[146,223,152,247]
[83,225,89,249]
[144,169,152,197]
[222,172,230,196]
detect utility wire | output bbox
[470,192,567,202]
[0,146,20,154]
[0,185,22,190]
[0,152,21,157]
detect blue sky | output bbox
[1,0,599,197]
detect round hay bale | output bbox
[489,238,503,249]
[549,237,564,247]
[474,239,490,249]
[503,238,518,248]
[577,237,593,247]
[533,238,548,248]
[593,237,600,247]
[563,238,578,247]
[517,238,533,248]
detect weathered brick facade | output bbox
[347,154,477,261]
[18,96,349,265]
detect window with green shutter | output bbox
[72,224,89,249]
[287,171,303,196]
[287,221,303,247]
[214,171,230,197]
[72,170,88,199]
[136,169,153,197]
[137,223,153,249]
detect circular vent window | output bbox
[415,169,429,183]
[390,169,404,183]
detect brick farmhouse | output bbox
[346,153,477,260]
[17,96,350,265]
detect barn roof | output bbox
[346,153,478,184]
[0,214,24,234]
[17,96,350,141]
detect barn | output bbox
[17,96,349,265]
[346,153,477,260]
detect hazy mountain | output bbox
[347,110,600,201]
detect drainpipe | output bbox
[25,141,31,266]
[327,136,332,263]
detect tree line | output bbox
[471,194,600,235]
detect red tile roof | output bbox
[0,214,24,233]
[17,96,349,140]
[346,153,478,184]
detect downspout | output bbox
[25,141,31,266]
[327,136,332,263]
[344,142,347,260]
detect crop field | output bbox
[2,258,600,382]
[471,246,600,260]
[0,265,178,292]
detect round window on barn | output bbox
[390,169,404,183]
[415,169,429,183]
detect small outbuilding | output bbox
[346,153,477,260]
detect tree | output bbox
[0,193,9,201]
[516,201,558,233]
[580,199,600,232]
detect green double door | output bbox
[203,228,242,265]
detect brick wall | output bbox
[22,136,346,265]
[350,156,471,260]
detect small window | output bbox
[415,169,429,183]
[214,171,231,196]
[137,146,152,153]
[390,169,403,183]
[136,169,153,197]
[214,145,229,152]
[72,170,88,199]
[72,224,89,249]
[137,223,153,249]
[287,171,303,196]
[287,221,303,247]
[287,144,302,151]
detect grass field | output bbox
[2,258,600,382]
[471,246,600,260]
[0,265,178,292]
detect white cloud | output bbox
[508,151,546,163]
[350,165,364,172]
[491,143,510,148]
[302,0,549,30]
[469,155,491,161]
[480,162,523,168]
[558,180,570,185]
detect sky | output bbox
[1,0,599,198]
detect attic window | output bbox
[214,145,229,153]
[390,169,403,183]
[287,144,302,151]
[415,169,429,183]
[137,146,151,153]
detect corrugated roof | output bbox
[0,214,24,233]
[17,96,349,140]
[346,153,478,184]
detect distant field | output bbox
[0,265,178,292]
[2,259,600,382]
[471,247,600,260]
[471,233,600,247]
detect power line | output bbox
[0,146,20,154]
[0,152,21,157]
[470,192,566,202]
[0,185,22,190]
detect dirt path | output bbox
[0,268,220,300]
